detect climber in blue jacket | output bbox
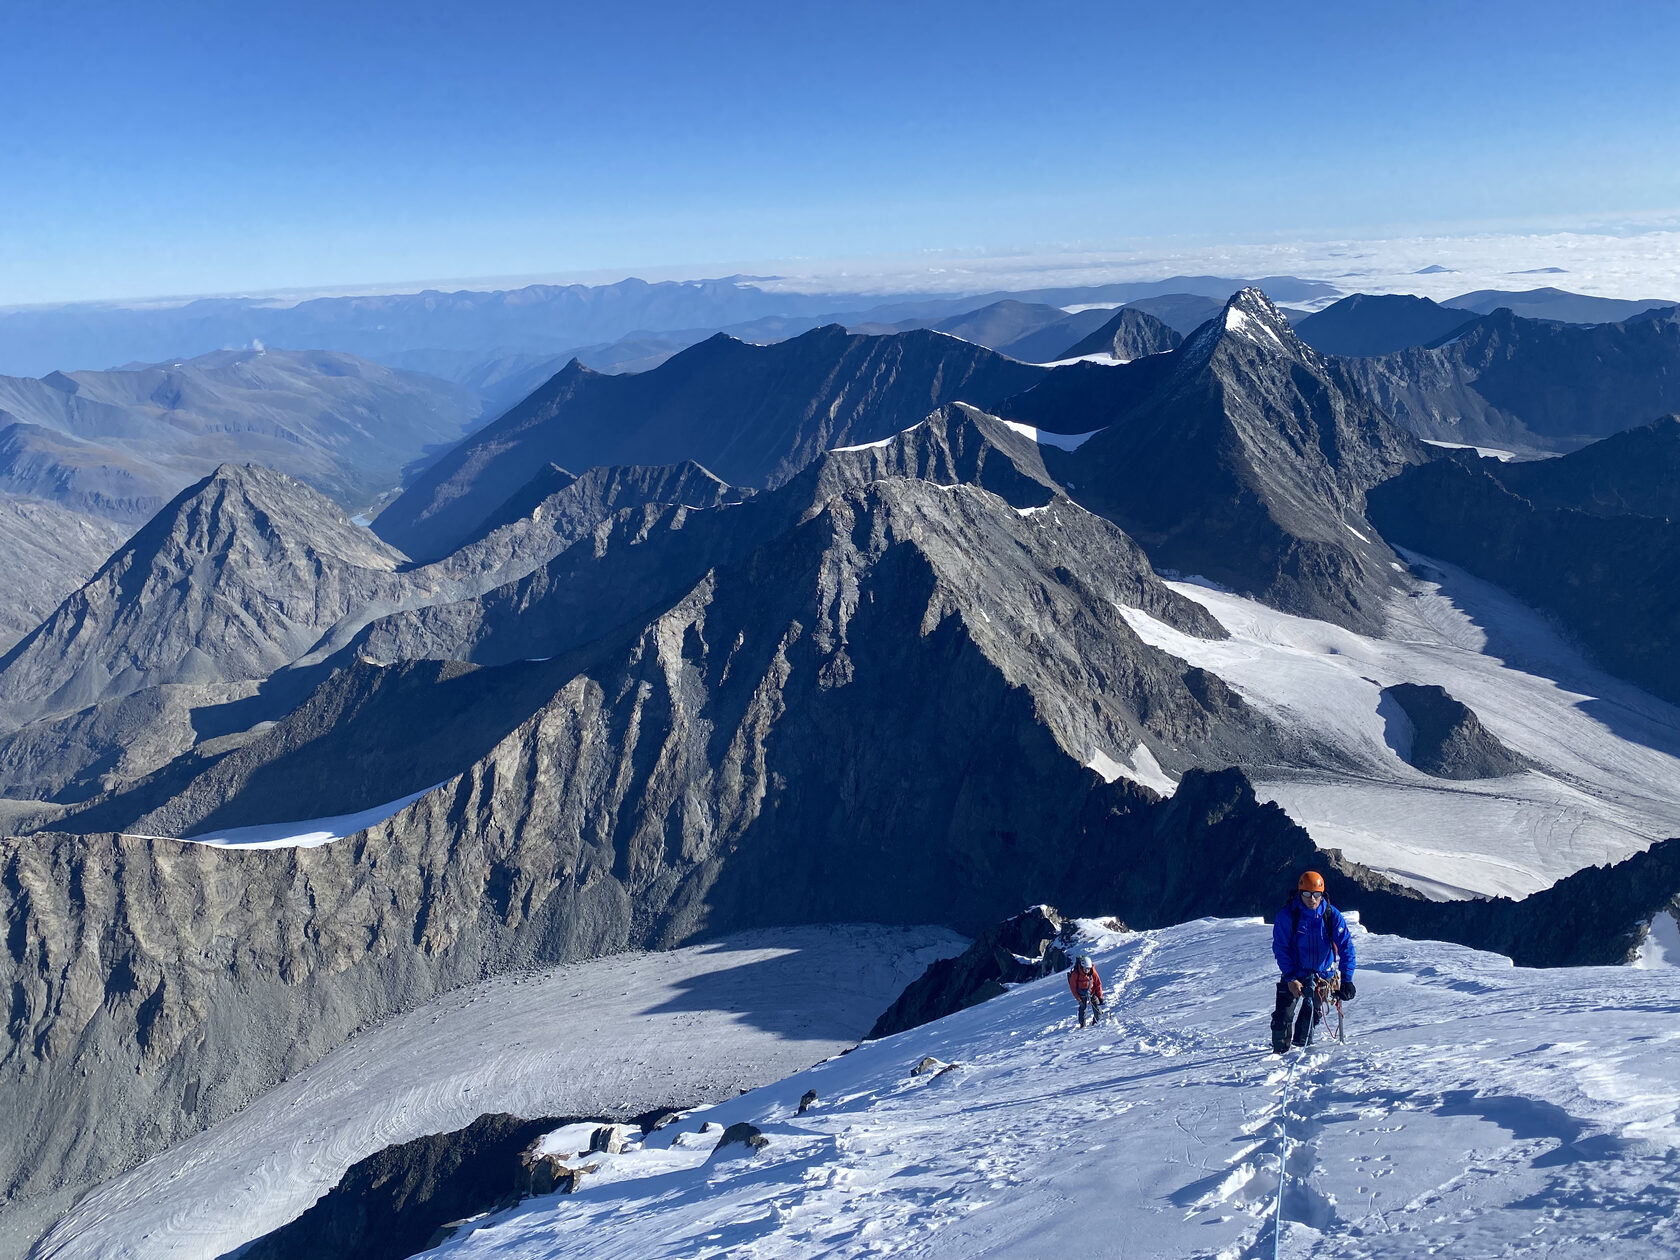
[1271,869,1356,1053]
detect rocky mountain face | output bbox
[1339,306,1680,453]
[1367,454,1680,705]
[0,349,480,666]
[1057,306,1184,361]
[1011,289,1425,631]
[1294,293,1478,357]
[0,498,130,653]
[0,465,408,731]
[1379,682,1528,780]
[372,326,1052,560]
[1487,415,1680,519]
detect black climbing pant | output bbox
[1271,978,1323,1051]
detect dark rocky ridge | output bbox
[372,325,1052,560]
[1057,306,1185,361]
[1367,457,1680,705]
[1486,416,1680,520]
[1012,288,1425,631]
[868,905,1071,1039]
[1380,683,1528,780]
[1340,307,1680,453]
[1294,293,1478,357]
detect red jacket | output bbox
[1068,964,1103,1000]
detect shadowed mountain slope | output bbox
[1486,415,1680,519]
[1368,455,1680,704]
[371,326,1050,560]
[1339,306,1680,453]
[1294,293,1478,357]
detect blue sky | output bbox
[3,1,1678,304]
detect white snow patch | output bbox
[1635,911,1680,968]
[1059,301,1123,314]
[1115,556,1680,898]
[122,783,448,849]
[1086,743,1178,794]
[37,925,965,1260]
[996,418,1103,451]
[1014,504,1050,517]
[1345,522,1371,543]
[414,918,1680,1260]
[1422,438,1522,462]
[831,419,931,453]
[1033,352,1129,367]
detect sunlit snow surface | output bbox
[33,925,962,1260]
[122,784,446,848]
[421,918,1680,1260]
[1118,556,1680,899]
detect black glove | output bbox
[1337,978,1356,1001]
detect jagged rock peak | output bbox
[1184,286,1314,366]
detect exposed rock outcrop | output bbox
[869,905,1071,1039]
[1056,306,1183,362]
[1340,306,1680,453]
[1380,683,1528,780]
[0,464,408,729]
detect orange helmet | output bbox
[1298,870,1326,893]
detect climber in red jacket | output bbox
[1068,954,1105,1027]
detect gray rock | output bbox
[1056,307,1183,362]
[869,905,1069,1039]
[1380,683,1528,780]
[798,1090,818,1114]
[0,464,408,729]
[713,1122,768,1153]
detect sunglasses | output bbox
[1301,890,1323,900]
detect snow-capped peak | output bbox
[1184,286,1311,366]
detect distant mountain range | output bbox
[6,278,1680,1252]
[0,348,481,652]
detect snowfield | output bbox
[1117,555,1680,899]
[31,925,962,1260]
[415,917,1680,1260]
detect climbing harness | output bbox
[1313,977,1346,1044]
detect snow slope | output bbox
[120,784,447,848]
[421,917,1680,1260]
[1117,556,1680,899]
[31,925,962,1260]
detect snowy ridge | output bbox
[421,917,1680,1260]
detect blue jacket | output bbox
[1272,894,1356,981]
